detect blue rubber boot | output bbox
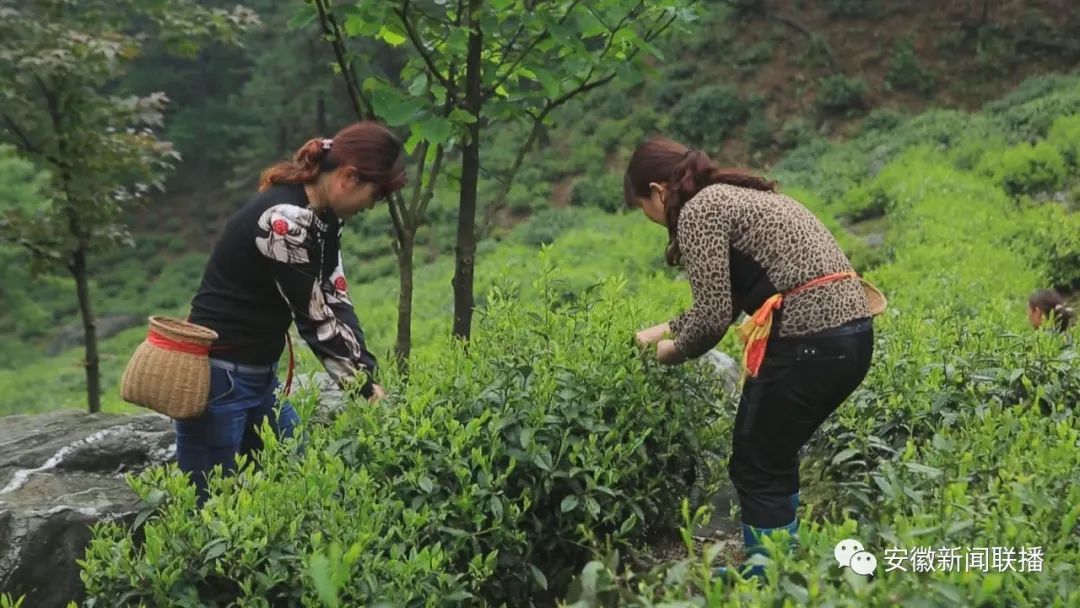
[713,493,799,582]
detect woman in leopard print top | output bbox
[626,137,875,579]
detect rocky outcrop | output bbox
[0,410,174,608]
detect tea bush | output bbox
[1047,113,1080,171]
[79,268,730,606]
[886,39,937,96]
[671,84,749,148]
[815,75,868,116]
[561,86,1080,608]
[982,141,1067,198]
[570,171,625,213]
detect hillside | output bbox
[68,72,1080,607]
[1,0,1079,408]
[2,73,1077,412]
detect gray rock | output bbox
[864,232,885,248]
[0,410,173,608]
[47,314,143,356]
[294,372,348,424]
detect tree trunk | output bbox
[394,227,415,364]
[197,49,211,186]
[316,93,328,135]
[451,0,483,340]
[71,246,101,413]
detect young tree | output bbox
[0,0,256,412]
[311,0,696,353]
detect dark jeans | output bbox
[729,318,874,528]
[175,359,300,504]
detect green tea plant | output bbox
[886,39,937,96]
[671,84,750,148]
[815,75,868,116]
[560,79,1080,608]
[79,263,729,606]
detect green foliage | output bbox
[334,0,694,153]
[80,271,725,605]
[517,207,590,247]
[859,108,905,134]
[570,172,626,213]
[0,0,254,409]
[777,118,816,150]
[984,74,1080,141]
[0,144,50,215]
[561,107,1080,608]
[886,39,937,96]
[671,84,750,148]
[745,112,773,151]
[0,594,24,608]
[733,41,773,71]
[1047,114,1080,171]
[0,0,256,248]
[982,141,1067,198]
[815,75,868,116]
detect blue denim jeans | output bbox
[175,359,300,504]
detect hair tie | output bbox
[321,138,333,151]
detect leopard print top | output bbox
[668,183,871,359]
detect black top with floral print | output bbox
[189,183,376,396]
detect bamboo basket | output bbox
[861,279,888,316]
[120,316,218,420]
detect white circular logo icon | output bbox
[834,539,865,568]
[849,550,878,576]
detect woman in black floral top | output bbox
[182,121,406,503]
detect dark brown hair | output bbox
[624,137,777,265]
[1029,289,1075,332]
[259,121,407,195]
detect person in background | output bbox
[181,121,406,503]
[626,137,875,580]
[1028,288,1076,333]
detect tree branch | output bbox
[491,21,527,75]
[483,0,584,100]
[396,0,454,92]
[0,111,44,157]
[479,68,619,236]
[0,231,65,264]
[416,143,445,219]
[314,0,376,120]
[771,13,838,71]
[406,140,431,216]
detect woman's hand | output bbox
[635,322,671,348]
[655,339,687,366]
[367,383,387,403]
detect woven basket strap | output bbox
[147,329,211,356]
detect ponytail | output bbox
[259,138,329,192]
[625,137,775,266]
[257,121,407,195]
